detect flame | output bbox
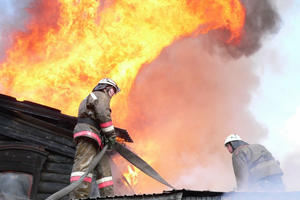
[0,0,246,193]
[123,165,139,187]
[0,0,245,121]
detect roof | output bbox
[0,93,133,158]
[82,189,300,200]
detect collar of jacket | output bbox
[233,144,248,155]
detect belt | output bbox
[77,117,100,131]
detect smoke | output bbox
[282,151,300,191]
[0,0,34,61]
[205,0,281,58]
[278,107,300,190]
[0,0,286,194]
[125,36,266,193]
[0,0,60,62]
[0,0,281,61]
[123,0,282,193]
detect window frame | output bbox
[0,143,48,199]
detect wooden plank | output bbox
[0,135,13,141]
[115,127,133,143]
[0,112,73,142]
[0,112,74,144]
[43,162,72,174]
[47,153,74,164]
[38,181,68,194]
[0,94,67,120]
[0,111,74,146]
[13,110,74,138]
[0,121,75,157]
[40,172,70,184]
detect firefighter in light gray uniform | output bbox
[224,134,284,191]
[69,78,120,199]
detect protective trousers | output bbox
[254,174,285,191]
[69,138,114,199]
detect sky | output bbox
[250,0,300,162]
[0,0,300,192]
[248,0,300,190]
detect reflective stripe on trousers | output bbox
[96,176,114,189]
[69,137,114,199]
[70,171,93,183]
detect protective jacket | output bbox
[74,90,116,145]
[232,144,283,191]
[70,90,116,199]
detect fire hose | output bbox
[45,142,174,200]
[45,145,108,200]
[114,142,175,189]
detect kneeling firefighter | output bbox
[69,78,120,199]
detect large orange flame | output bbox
[0,0,246,193]
[0,0,245,120]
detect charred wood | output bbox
[40,173,70,184]
[43,162,72,174]
[0,117,75,157]
[47,153,74,163]
[38,182,68,194]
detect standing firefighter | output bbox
[224,134,285,192]
[69,78,120,199]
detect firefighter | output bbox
[224,134,285,192]
[69,78,120,199]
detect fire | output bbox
[123,165,139,187]
[0,0,245,120]
[0,0,246,192]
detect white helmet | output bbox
[224,134,242,146]
[98,78,120,93]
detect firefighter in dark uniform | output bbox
[69,78,120,199]
[224,134,285,192]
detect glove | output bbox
[106,133,116,149]
[109,135,116,145]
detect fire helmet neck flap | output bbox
[224,134,242,146]
[94,78,120,93]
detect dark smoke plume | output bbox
[207,0,281,58]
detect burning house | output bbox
[1,0,300,199]
[0,93,133,199]
[1,93,299,200]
